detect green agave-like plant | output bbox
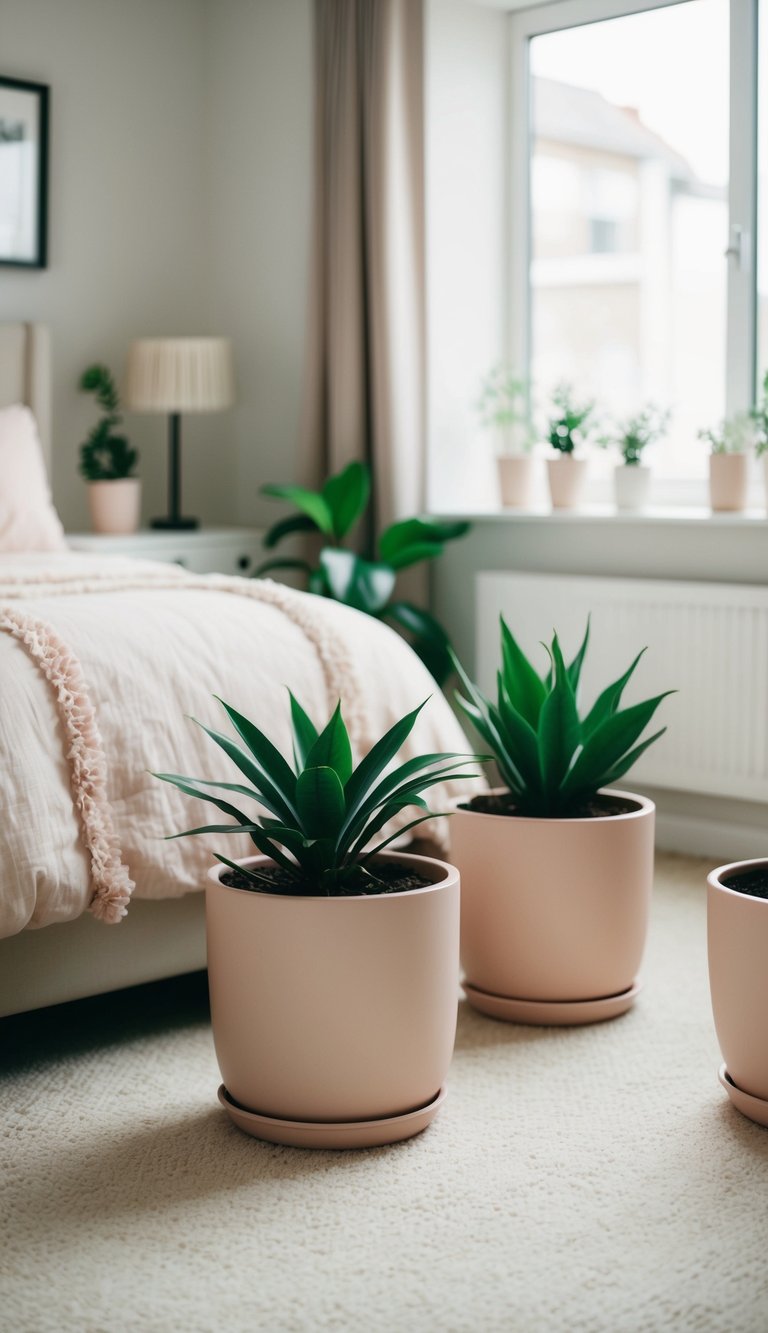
[256,460,469,685]
[154,695,484,895]
[453,619,673,818]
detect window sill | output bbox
[438,505,768,527]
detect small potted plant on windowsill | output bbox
[545,383,596,510]
[79,364,140,534]
[448,619,673,1025]
[154,694,483,1148]
[601,406,669,512]
[699,413,755,514]
[476,365,534,509]
[708,859,768,1128]
[752,369,768,514]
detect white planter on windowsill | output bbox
[614,464,651,512]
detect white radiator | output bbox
[476,572,768,802]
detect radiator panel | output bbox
[476,572,768,801]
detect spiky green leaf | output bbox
[581,650,646,739]
[304,701,353,785]
[567,617,590,693]
[288,691,319,771]
[500,618,547,726]
[537,635,581,799]
[296,765,346,838]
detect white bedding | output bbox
[0,554,477,939]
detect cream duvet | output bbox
[0,554,476,939]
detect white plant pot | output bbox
[496,455,534,509]
[87,479,141,535]
[546,456,587,510]
[614,464,651,512]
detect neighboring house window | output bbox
[509,0,759,494]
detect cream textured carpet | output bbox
[2,853,768,1333]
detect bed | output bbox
[0,324,475,1016]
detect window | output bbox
[509,0,759,494]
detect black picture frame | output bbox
[0,75,49,269]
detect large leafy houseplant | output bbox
[78,364,137,481]
[155,693,482,894]
[256,461,469,684]
[155,693,484,1146]
[448,618,672,1024]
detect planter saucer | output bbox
[218,1084,447,1149]
[463,980,642,1026]
[718,1065,768,1128]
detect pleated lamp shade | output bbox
[124,337,235,414]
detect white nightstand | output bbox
[66,527,265,577]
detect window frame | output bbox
[507,0,760,504]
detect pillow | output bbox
[0,404,67,552]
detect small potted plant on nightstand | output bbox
[155,694,483,1148]
[699,413,755,513]
[448,619,673,1025]
[708,858,768,1127]
[545,383,596,510]
[79,364,140,534]
[476,365,534,509]
[601,406,669,512]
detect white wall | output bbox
[425,0,508,513]
[205,0,313,528]
[0,0,314,531]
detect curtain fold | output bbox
[302,0,426,543]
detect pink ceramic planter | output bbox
[546,456,588,510]
[206,850,460,1147]
[450,788,655,1023]
[497,455,534,509]
[87,478,141,534]
[708,454,748,512]
[708,860,768,1118]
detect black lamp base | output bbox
[150,516,199,531]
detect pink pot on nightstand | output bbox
[449,788,655,1024]
[206,850,460,1147]
[87,479,141,534]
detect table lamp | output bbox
[124,337,234,530]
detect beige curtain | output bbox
[302,0,426,545]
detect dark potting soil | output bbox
[720,867,768,900]
[220,860,432,897]
[460,791,641,820]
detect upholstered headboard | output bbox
[0,323,52,466]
